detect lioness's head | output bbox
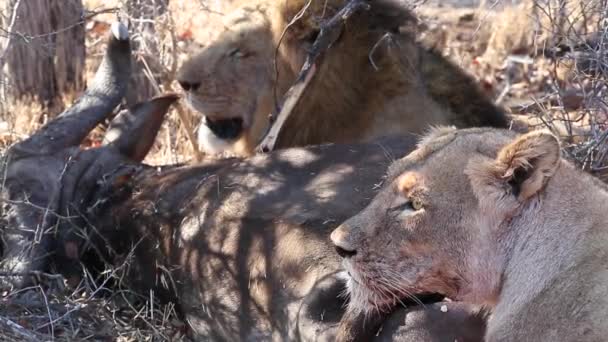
[330,127,563,314]
[177,0,415,156]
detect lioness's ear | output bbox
[468,131,561,202]
[496,131,561,199]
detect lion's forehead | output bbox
[204,9,273,52]
[223,4,271,28]
[387,127,516,181]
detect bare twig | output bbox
[257,0,371,153]
[0,316,40,341]
[0,0,22,70]
[272,0,312,111]
[174,103,203,161]
[0,271,64,281]
[0,7,120,41]
[163,12,203,161]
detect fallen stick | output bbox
[0,316,41,341]
[256,0,370,153]
[174,102,204,162]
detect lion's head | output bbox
[177,0,419,156]
[176,4,279,156]
[329,127,569,314]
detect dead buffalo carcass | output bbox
[0,23,486,341]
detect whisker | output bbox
[381,270,427,308]
[376,278,417,310]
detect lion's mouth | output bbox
[204,116,244,140]
[344,262,446,312]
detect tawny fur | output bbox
[331,127,608,342]
[177,0,508,156]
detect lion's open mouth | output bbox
[204,116,244,140]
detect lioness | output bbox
[177,0,508,156]
[331,127,608,341]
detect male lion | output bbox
[331,127,608,341]
[177,0,508,156]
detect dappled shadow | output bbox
[97,134,418,339]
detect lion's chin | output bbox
[345,275,395,315]
[342,262,396,315]
[342,261,447,316]
[186,94,258,156]
[197,119,255,157]
[197,122,236,155]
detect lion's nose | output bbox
[178,80,201,92]
[330,226,357,258]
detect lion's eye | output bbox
[389,198,423,218]
[390,202,413,213]
[228,48,247,59]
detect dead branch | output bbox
[174,103,204,161]
[0,0,22,70]
[0,316,41,341]
[0,0,22,109]
[0,271,64,281]
[256,0,370,153]
[162,12,204,162]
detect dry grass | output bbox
[0,2,230,341]
[0,0,235,165]
[1,281,184,341]
[0,0,606,340]
[419,0,607,179]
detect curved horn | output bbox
[103,94,180,161]
[12,22,131,156]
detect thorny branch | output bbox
[257,0,371,153]
[530,0,608,180]
[120,2,203,162]
[0,7,120,41]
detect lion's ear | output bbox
[467,131,561,202]
[495,131,561,200]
